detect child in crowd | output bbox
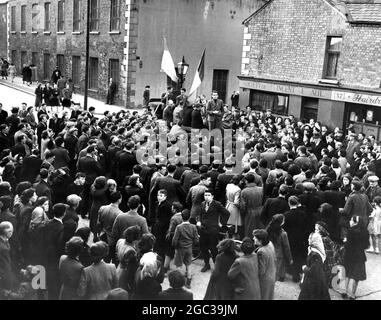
[172,209,199,288]
[367,196,381,254]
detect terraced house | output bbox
[239,0,381,137]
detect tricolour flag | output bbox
[189,49,205,96]
[160,37,178,83]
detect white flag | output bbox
[160,37,178,83]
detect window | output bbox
[11,6,16,32]
[324,36,342,79]
[21,51,28,71]
[110,0,120,31]
[57,54,65,74]
[32,4,39,32]
[90,0,99,31]
[44,2,50,31]
[212,70,229,102]
[301,97,318,122]
[89,57,98,89]
[109,59,119,85]
[43,53,50,80]
[11,50,17,65]
[32,52,39,67]
[57,0,65,32]
[72,56,81,86]
[249,91,289,115]
[73,0,81,31]
[21,5,27,32]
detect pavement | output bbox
[0,76,132,116]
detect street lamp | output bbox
[177,56,189,90]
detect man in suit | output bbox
[77,145,102,218]
[76,125,91,153]
[215,160,235,205]
[198,189,229,272]
[51,136,70,170]
[143,85,150,107]
[206,91,224,131]
[33,169,52,202]
[149,164,186,224]
[176,88,188,106]
[346,132,360,167]
[21,149,43,183]
[0,124,11,153]
[116,141,138,186]
[158,270,193,300]
[260,184,289,226]
[43,203,66,300]
[161,86,176,106]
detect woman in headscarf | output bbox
[63,194,81,244]
[253,229,277,300]
[299,229,330,300]
[204,238,237,300]
[315,221,338,287]
[225,175,242,240]
[77,241,118,300]
[266,214,293,282]
[26,196,49,265]
[132,251,162,300]
[121,175,146,213]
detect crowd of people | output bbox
[0,83,379,300]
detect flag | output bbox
[189,49,205,96]
[160,37,178,83]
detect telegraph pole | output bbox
[84,0,90,110]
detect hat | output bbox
[368,175,379,182]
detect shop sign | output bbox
[331,91,381,107]
[239,80,331,99]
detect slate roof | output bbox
[346,3,381,23]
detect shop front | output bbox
[238,76,381,137]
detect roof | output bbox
[346,3,381,23]
[243,0,381,25]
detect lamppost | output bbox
[177,56,189,90]
[84,0,90,111]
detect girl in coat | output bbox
[266,214,293,282]
[59,236,84,300]
[343,215,370,299]
[253,229,277,300]
[299,231,330,300]
[228,237,261,300]
[226,175,242,239]
[204,239,237,300]
[367,196,381,254]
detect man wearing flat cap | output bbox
[366,176,381,203]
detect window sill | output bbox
[319,79,339,85]
[72,31,82,35]
[57,31,65,35]
[10,31,16,34]
[43,31,51,35]
[109,31,120,35]
[90,31,100,35]
[20,31,27,34]
[89,88,98,93]
[32,31,38,34]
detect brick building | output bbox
[7,0,127,105]
[6,0,265,107]
[239,0,381,138]
[0,0,7,59]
